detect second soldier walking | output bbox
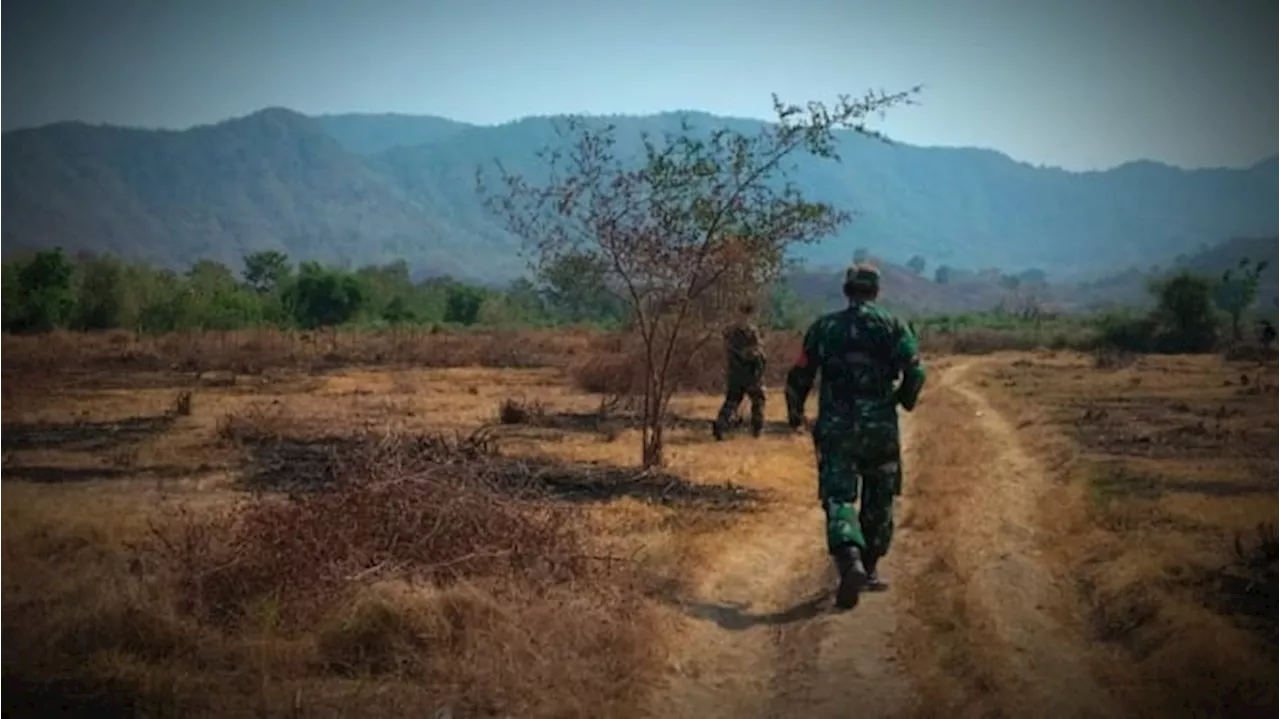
[713,302,768,440]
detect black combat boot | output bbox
[711,420,725,441]
[863,553,888,592]
[750,419,763,438]
[831,544,868,610]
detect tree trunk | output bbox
[639,346,668,469]
[642,420,665,468]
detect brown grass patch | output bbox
[1,327,593,380]
[1,346,772,718]
[3,425,671,717]
[976,352,1279,718]
[568,330,802,397]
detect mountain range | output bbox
[3,107,1276,284]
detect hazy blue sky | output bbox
[4,0,1275,171]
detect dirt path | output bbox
[645,402,926,718]
[646,358,1125,718]
[935,360,1124,718]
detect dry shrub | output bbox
[215,403,297,446]
[0,428,668,716]
[153,436,583,628]
[570,330,801,396]
[498,397,547,425]
[916,324,1096,355]
[0,328,595,378]
[1213,523,1279,639]
[314,579,657,715]
[1093,346,1137,370]
[171,391,193,416]
[923,328,1039,355]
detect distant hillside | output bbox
[311,113,469,155]
[788,236,1279,317]
[3,108,1276,284]
[1080,235,1280,308]
[1,109,513,278]
[786,261,1002,317]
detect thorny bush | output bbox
[149,430,585,629]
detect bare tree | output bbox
[478,91,918,468]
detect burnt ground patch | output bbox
[1198,524,1279,645]
[2,675,143,719]
[0,463,204,484]
[1071,392,1277,462]
[237,430,763,511]
[498,404,799,441]
[1,415,178,453]
[1090,464,1277,502]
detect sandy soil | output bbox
[647,358,1126,719]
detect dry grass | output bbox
[12,327,1271,717]
[975,351,1279,718]
[913,321,1098,356]
[569,330,801,396]
[0,327,594,378]
[894,379,1009,718]
[1,343,769,717]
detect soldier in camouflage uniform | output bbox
[713,303,768,440]
[785,264,927,610]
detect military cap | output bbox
[844,263,881,287]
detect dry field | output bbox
[2,330,1276,718]
[967,350,1279,718]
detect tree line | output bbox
[1,247,819,335]
[1097,258,1272,352]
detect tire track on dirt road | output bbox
[906,359,1126,718]
[647,359,1124,718]
[645,402,927,719]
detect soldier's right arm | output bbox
[892,318,926,411]
[785,321,821,427]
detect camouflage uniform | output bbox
[785,264,926,609]
[713,318,767,439]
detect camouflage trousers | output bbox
[813,431,902,560]
[715,375,766,435]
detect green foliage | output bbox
[2,261,19,330]
[934,265,953,285]
[540,252,626,326]
[381,296,415,325]
[135,270,195,334]
[1094,270,1221,353]
[1214,257,1268,341]
[73,254,127,330]
[1093,310,1160,353]
[766,276,819,330]
[443,283,485,326]
[0,241,1259,356]
[906,255,926,276]
[284,263,366,329]
[1152,271,1219,351]
[9,248,76,333]
[242,250,292,294]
